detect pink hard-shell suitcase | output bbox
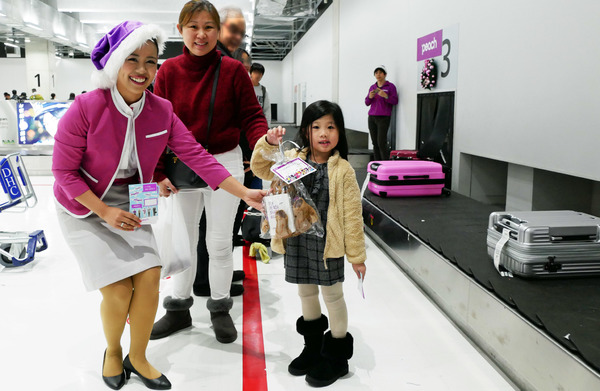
[367,160,445,197]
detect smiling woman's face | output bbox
[116,41,158,105]
[178,11,219,57]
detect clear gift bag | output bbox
[259,141,324,240]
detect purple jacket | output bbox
[364,81,399,116]
[52,89,230,217]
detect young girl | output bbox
[250,100,367,387]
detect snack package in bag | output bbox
[260,141,324,240]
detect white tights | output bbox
[297,283,348,338]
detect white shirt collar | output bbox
[110,85,145,118]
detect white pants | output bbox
[170,146,244,301]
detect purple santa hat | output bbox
[91,21,166,89]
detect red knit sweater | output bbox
[153,46,267,181]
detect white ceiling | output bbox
[55,0,255,40]
[0,0,330,60]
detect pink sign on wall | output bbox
[417,29,443,61]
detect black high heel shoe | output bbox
[123,355,171,390]
[102,349,125,390]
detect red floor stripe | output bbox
[242,244,268,391]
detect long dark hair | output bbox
[295,100,348,160]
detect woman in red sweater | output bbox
[151,0,268,343]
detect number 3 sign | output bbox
[417,24,459,91]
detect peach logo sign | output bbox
[417,29,443,61]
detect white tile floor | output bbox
[0,176,517,390]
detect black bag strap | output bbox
[204,55,222,151]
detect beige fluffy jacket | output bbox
[250,135,366,265]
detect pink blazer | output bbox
[52,89,230,216]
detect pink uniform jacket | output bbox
[52,88,231,217]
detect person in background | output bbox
[365,65,398,161]
[50,93,56,100]
[233,47,251,73]
[251,101,367,388]
[250,62,271,127]
[68,92,76,100]
[29,88,44,100]
[150,0,268,344]
[18,92,27,100]
[52,20,265,390]
[218,5,246,56]
[3,92,10,100]
[10,89,18,100]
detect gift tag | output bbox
[129,183,159,224]
[494,229,513,277]
[271,157,316,185]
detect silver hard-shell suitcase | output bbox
[487,210,600,277]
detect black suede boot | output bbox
[288,315,329,376]
[207,297,237,343]
[150,296,193,340]
[305,331,353,387]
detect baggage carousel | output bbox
[362,189,600,390]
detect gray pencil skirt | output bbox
[56,185,161,291]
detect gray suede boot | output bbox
[207,297,237,343]
[150,296,193,340]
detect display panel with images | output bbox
[0,100,18,149]
[17,101,72,145]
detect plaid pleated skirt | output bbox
[284,160,344,286]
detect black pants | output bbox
[368,115,391,161]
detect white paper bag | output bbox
[152,195,192,278]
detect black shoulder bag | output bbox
[164,56,222,189]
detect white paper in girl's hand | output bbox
[357,271,365,299]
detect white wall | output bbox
[272,0,600,186]
[0,59,28,97]
[256,60,283,120]
[0,57,95,101]
[278,6,335,123]
[52,58,95,100]
[453,1,600,181]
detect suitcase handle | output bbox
[550,235,597,242]
[369,162,381,171]
[403,175,430,179]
